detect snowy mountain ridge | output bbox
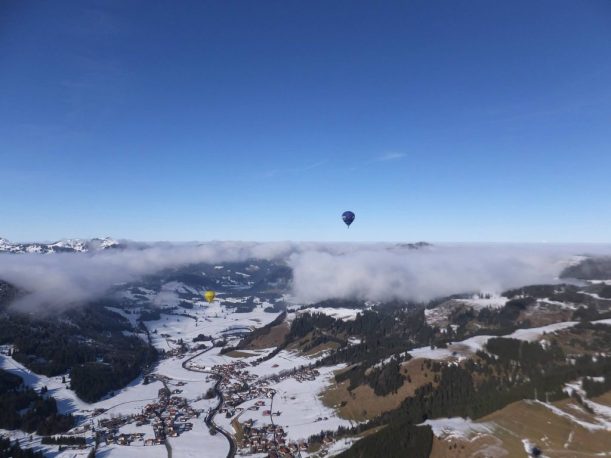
[0,236,120,254]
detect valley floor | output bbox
[2,285,611,458]
[0,295,354,458]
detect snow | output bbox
[564,380,611,426]
[532,401,611,432]
[594,318,611,326]
[0,351,172,420]
[538,298,578,309]
[327,437,360,456]
[0,353,89,414]
[422,417,493,439]
[156,357,217,403]
[508,321,578,341]
[144,301,280,351]
[0,428,92,458]
[26,245,43,253]
[0,283,355,458]
[106,306,140,328]
[91,378,165,419]
[407,321,583,361]
[220,365,352,443]
[521,438,548,458]
[579,291,611,301]
[348,337,362,345]
[98,443,168,458]
[167,418,229,458]
[98,237,120,249]
[248,350,314,378]
[50,239,88,252]
[564,430,574,449]
[0,237,120,254]
[297,307,362,321]
[408,346,454,361]
[455,294,508,310]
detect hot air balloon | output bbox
[204,290,216,303]
[342,211,355,228]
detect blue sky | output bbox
[1,0,610,243]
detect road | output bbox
[182,344,237,458]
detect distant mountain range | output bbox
[394,241,433,250]
[0,238,433,255]
[0,237,121,254]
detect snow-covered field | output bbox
[167,420,229,458]
[144,295,281,352]
[408,319,610,362]
[564,380,611,431]
[0,286,354,458]
[455,294,508,310]
[215,364,352,443]
[422,417,493,440]
[0,353,89,414]
[296,307,362,321]
[0,428,92,458]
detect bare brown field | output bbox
[244,321,289,349]
[321,358,434,421]
[231,418,245,443]
[520,306,573,327]
[225,350,258,358]
[594,391,611,406]
[430,435,508,458]
[430,393,611,457]
[285,332,313,352]
[552,326,611,356]
[303,341,341,357]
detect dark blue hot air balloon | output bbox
[342,211,355,228]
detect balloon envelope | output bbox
[204,290,216,303]
[342,211,355,227]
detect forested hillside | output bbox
[0,281,157,402]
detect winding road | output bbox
[182,345,237,458]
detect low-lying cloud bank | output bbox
[289,244,606,303]
[0,242,299,311]
[1,242,610,312]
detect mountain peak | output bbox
[0,237,122,254]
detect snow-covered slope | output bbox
[0,236,120,254]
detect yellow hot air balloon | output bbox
[204,290,216,304]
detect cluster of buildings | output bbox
[208,360,279,417]
[97,417,149,446]
[195,358,337,457]
[268,367,320,384]
[239,420,309,456]
[97,384,200,447]
[142,387,197,441]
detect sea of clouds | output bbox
[1,241,610,311]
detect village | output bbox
[73,347,341,458]
[189,355,340,457]
[95,376,199,448]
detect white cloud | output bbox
[374,152,406,162]
[1,242,610,312]
[288,244,585,303]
